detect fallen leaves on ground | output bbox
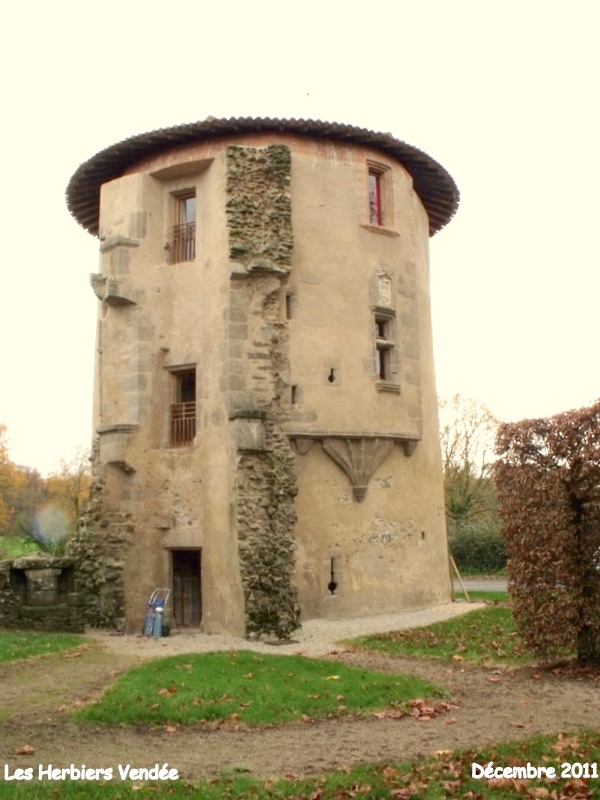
[14,745,35,755]
[407,698,459,721]
[373,709,406,720]
[157,685,178,696]
[372,698,458,722]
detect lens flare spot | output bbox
[33,505,70,544]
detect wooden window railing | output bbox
[172,222,196,263]
[171,402,196,446]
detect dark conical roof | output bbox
[66,116,459,237]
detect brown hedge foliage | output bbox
[494,400,600,665]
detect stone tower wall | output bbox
[78,130,450,634]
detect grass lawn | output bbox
[455,589,508,602]
[74,650,445,726]
[457,570,506,579]
[1,730,598,799]
[0,630,85,664]
[0,538,39,559]
[349,605,534,665]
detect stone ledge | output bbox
[360,224,400,238]
[97,424,139,434]
[375,381,401,394]
[229,409,268,420]
[289,432,421,461]
[99,236,140,252]
[287,430,420,443]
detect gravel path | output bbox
[88,600,485,660]
[453,579,508,592]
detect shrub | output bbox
[495,400,600,666]
[448,517,506,574]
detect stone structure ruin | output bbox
[0,554,84,632]
[66,117,460,638]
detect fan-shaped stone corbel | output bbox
[322,437,394,501]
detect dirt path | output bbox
[1,641,599,781]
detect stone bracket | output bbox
[99,236,140,253]
[322,438,394,502]
[232,418,266,452]
[230,409,267,452]
[289,432,420,501]
[97,424,139,473]
[294,438,314,455]
[90,273,106,300]
[403,440,418,456]
[90,274,140,306]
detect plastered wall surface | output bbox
[72,130,451,635]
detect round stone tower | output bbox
[67,117,459,636]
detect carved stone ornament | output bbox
[292,438,314,455]
[232,417,265,452]
[377,275,393,307]
[322,437,394,502]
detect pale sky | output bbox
[1,0,598,474]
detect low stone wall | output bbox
[0,555,85,633]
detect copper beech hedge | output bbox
[494,400,600,666]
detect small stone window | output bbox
[369,169,383,226]
[285,292,296,320]
[172,192,196,263]
[375,316,392,379]
[374,310,399,390]
[171,368,196,447]
[367,162,392,227]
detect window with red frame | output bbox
[368,170,382,225]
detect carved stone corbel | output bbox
[322,437,394,502]
[291,438,314,455]
[89,274,140,306]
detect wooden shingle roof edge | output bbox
[66,116,460,237]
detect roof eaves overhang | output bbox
[66,116,460,238]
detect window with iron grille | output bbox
[171,368,196,446]
[172,192,196,263]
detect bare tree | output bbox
[438,395,498,525]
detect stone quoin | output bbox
[66,117,460,637]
